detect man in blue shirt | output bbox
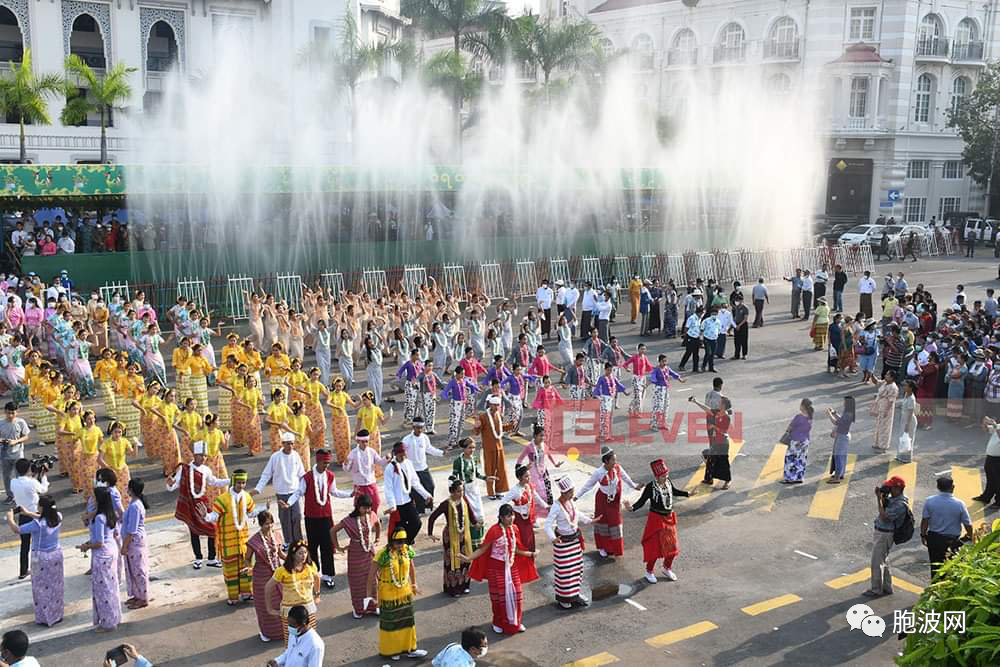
[678,306,704,373]
[921,476,973,577]
[783,269,803,318]
[700,308,721,373]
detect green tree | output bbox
[0,49,65,164]
[60,55,136,164]
[509,14,601,106]
[948,61,1000,214]
[422,50,483,130]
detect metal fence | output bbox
[441,264,467,297]
[362,268,388,297]
[100,281,130,305]
[275,274,303,311]
[514,260,537,299]
[549,259,570,285]
[478,263,504,299]
[579,256,602,287]
[226,275,254,320]
[402,265,427,298]
[320,272,345,300]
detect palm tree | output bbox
[422,51,483,127]
[0,49,65,163]
[402,0,510,154]
[61,55,136,163]
[510,14,601,106]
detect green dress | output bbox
[452,454,487,548]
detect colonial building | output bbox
[557,0,996,221]
[0,0,405,164]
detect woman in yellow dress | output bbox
[55,401,84,492]
[327,376,357,465]
[284,357,308,396]
[285,401,312,469]
[198,413,229,506]
[98,420,135,499]
[367,529,427,660]
[215,355,240,434]
[115,364,144,447]
[135,380,162,462]
[150,388,181,476]
[187,344,214,415]
[74,410,103,503]
[220,374,264,456]
[265,387,291,454]
[241,339,263,386]
[220,333,244,370]
[263,342,290,398]
[174,397,203,465]
[36,370,62,446]
[93,348,118,420]
[290,367,328,457]
[356,391,386,479]
[23,351,43,426]
[172,338,193,403]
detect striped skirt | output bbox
[552,532,584,604]
[98,381,117,419]
[348,543,377,616]
[37,409,56,444]
[177,373,192,403]
[190,376,209,415]
[118,402,140,442]
[206,453,228,506]
[80,452,98,503]
[92,550,122,630]
[124,534,149,602]
[217,388,233,432]
[331,411,350,464]
[31,549,64,626]
[304,401,326,452]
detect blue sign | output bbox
[888,189,902,202]
[879,201,893,209]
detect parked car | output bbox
[838,224,886,245]
[962,218,998,245]
[869,224,928,245]
[815,224,856,244]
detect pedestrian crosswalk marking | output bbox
[645,620,718,647]
[562,652,620,667]
[807,454,857,520]
[684,439,745,496]
[892,578,924,595]
[741,593,802,616]
[950,466,986,530]
[748,444,787,511]
[889,461,917,496]
[825,568,923,594]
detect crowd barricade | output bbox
[320,272,345,300]
[401,265,427,298]
[514,260,537,299]
[478,263,504,299]
[361,268,388,297]
[441,264,467,297]
[275,274,303,311]
[579,256,602,288]
[613,256,632,283]
[100,281,131,306]
[888,239,904,260]
[177,277,208,311]
[226,275,254,321]
[639,254,659,281]
[664,255,685,285]
[547,258,570,286]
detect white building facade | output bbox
[0,0,404,164]
[559,0,999,222]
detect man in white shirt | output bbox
[344,429,383,514]
[579,282,597,340]
[401,417,443,514]
[594,292,613,341]
[10,458,48,579]
[858,271,877,320]
[384,441,431,545]
[9,222,25,249]
[287,449,353,587]
[432,627,489,667]
[267,604,325,667]
[715,303,734,359]
[536,280,554,340]
[56,232,75,254]
[554,279,567,320]
[251,431,306,545]
[563,281,580,335]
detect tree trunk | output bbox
[19,116,26,164]
[100,106,108,163]
[545,71,551,107]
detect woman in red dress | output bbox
[916,352,940,429]
[463,504,539,635]
[625,458,689,584]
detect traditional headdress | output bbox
[650,458,669,477]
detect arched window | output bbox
[767,17,799,58]
[716,22,745,63]
[669,28,696,66]
[914,73,933,123]
[955,18,978,44]
[67,14,109,127]
[767,72,792,96]
[954,18,981,60]
[598,37,614,55]
[917,14,944,56]
[631,33,654,71]
[951,76,970,114]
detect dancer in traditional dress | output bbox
[198,414,229,507]
[205,469,262,605]
[265,387,291,454]
[150,388,181,474]
[427,478,479,596]
[327,376,357,464]
[516,424,562,506]
[252,432,306,545]
[344,429,383,514]
[473,395,514,499]
[625,458,689,583]
[544,477,598,609]
[246,511,285,643]
[622,343,654,416]
[221,375,264,456]
[265,540,320,641]
[166,441,229,568]
[4,496,63,626]
[451,438,494,549]
[384,441,432,545]
[332,493,380,618]
[175,397,202,465]
[77,486,121,632]
[289,449,353,589]
[593,363,628,443]
[368,529,428,660]
[781,398,815,484]
[402,416,444,515]
[98,420,134,500]
[356,391,386,469]
[291,367,328,459]
[465,503,540,635]
[122,478,150,609]
[500,464,548,553]
[74,410,102,504]
[418,360,443,434]
[396,350,423,426]
[649,354,683,431]
[531,375,564,447]
[443,366,478,450]
[575,446,640,558]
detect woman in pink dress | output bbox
[332,493,380,618]
[516,424,563,507]
[530,375,565,447]
[246,511,285,642]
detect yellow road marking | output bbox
[741,593,802,616]
[645,621,718,647]
[684,440,744,496]
[888,461,917,496]
[748,444,787,511]
[808,454,857,520]
[892,577,924,595]
[562,652,620,667]
[825,569,868,590]
[951,466,986,530]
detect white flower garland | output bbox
[189,464,207,499]
[488,410,503,441]
[313,469,329,507]
[230,490,249,532]
[357,514,373,554]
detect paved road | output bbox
[3,254,997,666]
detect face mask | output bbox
[95,480,108,488]
[479,646,488,657]
[288,626,299,638]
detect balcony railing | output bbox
[763,39,799,60]
[146,54,177,72]
[713,43,746,64]
[0,44,23,63]
[915,37,949,58]
[847,117,868,129]
[667,48,697,67]
[952,40,984,62]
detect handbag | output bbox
[779,430,791,445]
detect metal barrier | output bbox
[549,259,570,285]
[479,263,504,299]
[612,256,631,282]
[514,260,537,299]
[402,265,427,298]
[579,256,602,287]
[362,268,388,297]
[639,254,659,280]
[664,255,685,285]
[320,272,345,300]
[226,275,255,321]
[177,278,208,311]
[100,281,130,305]
[694,252,714,282]
[441,264,467,297]
[276,274,303,311]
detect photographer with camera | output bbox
[1,402,31,505]
[9,457,49,580]
[863,475,909,597]
[102,642,153,667]
[0,629,38,667]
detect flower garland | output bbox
[230,490,249,532]
[312,469,329,507]
[388,549,408,588]
[651,478,673,512]
[357,513,373,554]
[189,464,207,499]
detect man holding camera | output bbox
[864,476,908,597]
[1,402,31,505]
[9,458,49,580]
[0,629,38,667]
